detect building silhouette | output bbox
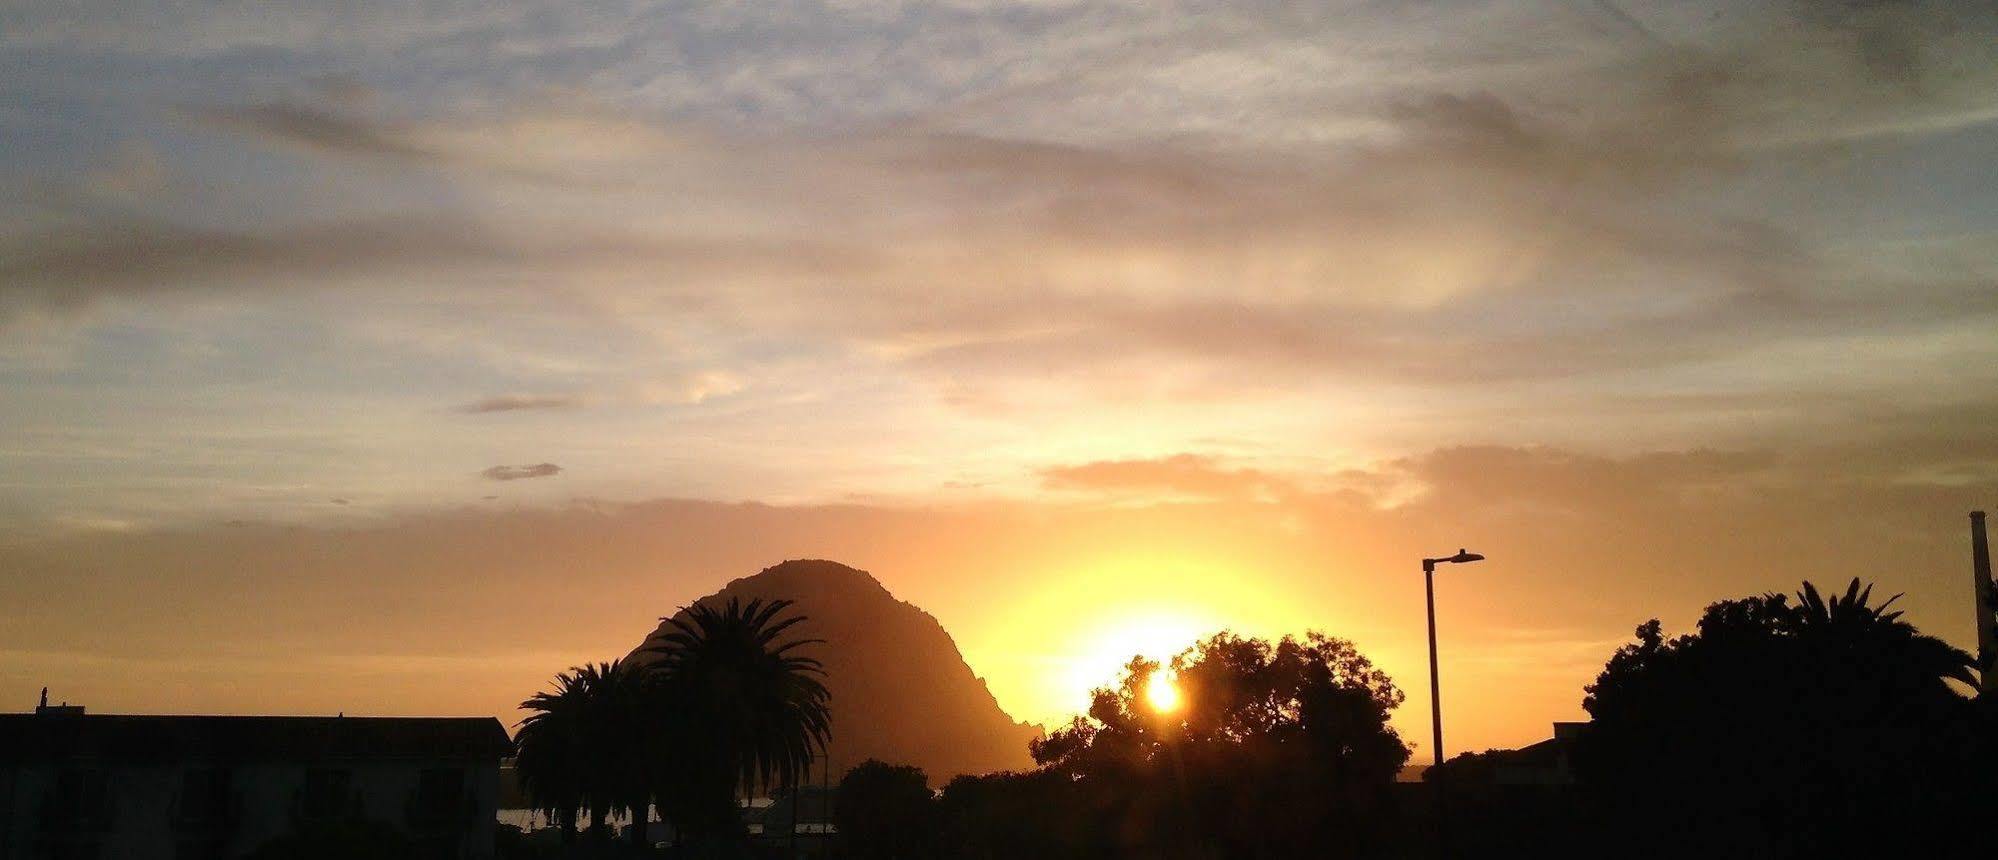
[0,704,511,859]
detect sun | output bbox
[1145,672,1183,713]
[1064,612,1211,712]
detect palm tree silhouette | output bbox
[644,597,831,843]
[514,661,652,844]
[1785,578,1976,687]
[515,668,588,844]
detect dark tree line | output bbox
[499,575,1993,859]
[833,578,1996,860]
[836,631,1414,860]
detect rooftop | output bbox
[0,713,512,764]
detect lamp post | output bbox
[1424,548,1483,858]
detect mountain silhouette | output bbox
[627,559,1037,780]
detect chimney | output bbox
[1974,511,1996,694]
[34,689,84,717]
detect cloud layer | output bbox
[2,1,1994,533]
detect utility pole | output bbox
[1972,511,1995,694]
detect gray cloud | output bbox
[0,210,873,324]
[189,103,434,160]
[0,218,506,317]
[480,463,562,481]
[457,393,585,414]
[8,100,1993,396]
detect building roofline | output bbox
[0,713,513,764]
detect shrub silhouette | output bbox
[835,759,938,858]
[1578,578,1986,858]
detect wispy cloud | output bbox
[457,393,585,414]
[480,463,562,481]
[189,103,434,160]
[1040,454,1299,503]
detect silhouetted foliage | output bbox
[1006,631,1410,859]
[1577,578,1988,858]
[643,597,832,846]
[834,759,938,859]
[938,768,1107,860]
[502,575,1998,859]
[517,598,829,855]
[515,660,653,844]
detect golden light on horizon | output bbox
[974,548,1322,729]
[1145,671,1182,714]
[1066,612,1210,709]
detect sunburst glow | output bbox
[1145,672,1183,713]
[1065,612,1210,710]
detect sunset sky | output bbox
[3,0,1996,756]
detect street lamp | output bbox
[1423,548,1482,858]
[1423,549,1484,771]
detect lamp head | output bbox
[1424,549,1486,570]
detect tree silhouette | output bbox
[1027,631,1410,859]
[514,661,652,845]
[835,760,938,859]
[642,597,831,845]
[938,768,1105,860]
[515,667,589,844]
[1578,578,1984,858]
[515,598,830,854]
[1790,578,1977,689]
